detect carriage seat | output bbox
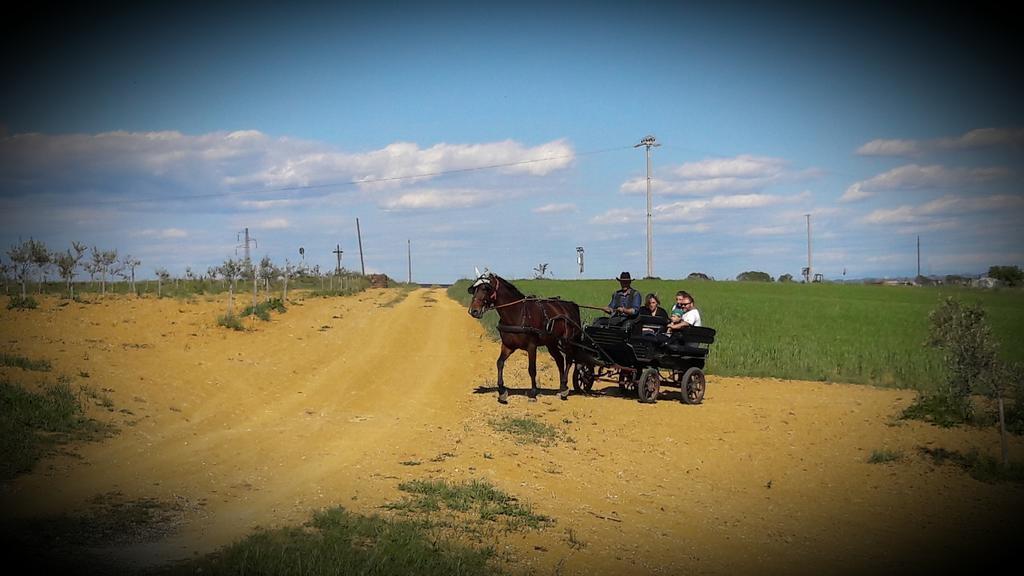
[660,326,716,357]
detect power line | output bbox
[29,144,633,208]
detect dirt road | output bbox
[2,288,1021,574]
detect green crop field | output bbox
[450,279,1024,391]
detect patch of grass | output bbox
[380,285,417,308]
[919,446,1024,484]
[216,313,245,331]
[80,385,114,410]
[489,415,559,445]
[901,392,971,428]
[0,380,113,482]
[6,295,38,309]
[0,352,52,372]
[387,478,551,530]
[867,448,903,464]
[450,278,1024,390]
[160,506,498,576]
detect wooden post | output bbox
[356,218,366,275]
[999,396,1009,467]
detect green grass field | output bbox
[450,279,1024,391]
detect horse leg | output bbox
[549,346,569,400]
[496,344,513,404]
[527,343,539,401]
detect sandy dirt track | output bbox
[1,288,1022,575]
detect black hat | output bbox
[616,271,632,282]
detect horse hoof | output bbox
[498,393,508,404]
[528,396,537,403]
[558,391,569,401]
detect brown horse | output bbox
[467,272,582,404]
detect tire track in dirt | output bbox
[2,289,1023,575]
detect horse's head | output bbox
[467,272,498,319]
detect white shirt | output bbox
[681,308,701,327]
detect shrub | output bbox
[867,449,903,463]
[736,271,773,282]
[988,265,1023,287]
[6,295,38,310]
[904,298,1024,438]
[217,313,245,331]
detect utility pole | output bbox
[635,135,660,279]
[917,235,921,278]
[576,246,584,279]
[407,239,412,284]
[236,227,257,309]
[356,218,366,275]
[333,244,343,275]
[806,214,812,283]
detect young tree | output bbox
[91,247,118,295]
[55,250,78,298]
[532,263,550,279]
[29,239,52,293]
[218,259,242,314]
[258,255,278,299]
[154,268,171,297]
[122,255,141,295]
[281,258,297,302]
[988,265,1023,287]
[926,297,1017,465]
[6,240,34,298]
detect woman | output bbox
[639,293,669,336]
[641,293,669,319]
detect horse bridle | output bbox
[470,274,499,312]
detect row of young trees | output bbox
[3,238,140,299]
[3,238,354,304]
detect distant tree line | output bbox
[2,238,365,303]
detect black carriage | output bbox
[570,315,716,404]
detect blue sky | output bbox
[2,1,1022,283]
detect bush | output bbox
[217,313,245,331]
[904,297,1024,434]
[6,295,38,310]
[736,271,773,282]
[988,265,1023,287]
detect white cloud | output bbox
[0,131,575,197]
[746,225,794,236]
[380,188,491,211]
[257,218,290,230]
[590,207,640,225]
[532,203,577,214]
[861,193,1023,230]
[592,191,806,226]
[855,139,921,157]
[855,127,1024,157]
[841,164,1011,202]
[133,228,188,239]
[619,154,805,196]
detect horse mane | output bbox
[493,275,526,299]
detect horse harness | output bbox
[495,295,578,340]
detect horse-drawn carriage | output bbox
[467,271,716,404]
[569,315,716,404]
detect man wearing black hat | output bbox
[603,271,642,316]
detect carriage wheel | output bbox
[637,368,660,404]
[679,367,706,405]
[572,363,595,393]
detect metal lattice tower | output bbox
[635,135,660,278]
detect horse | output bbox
[467,272,582,404]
